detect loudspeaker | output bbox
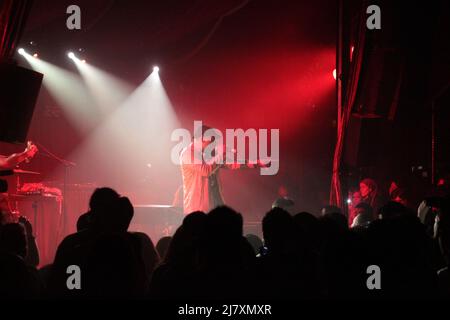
[0,63,43,143]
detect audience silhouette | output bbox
[1,185,449,299]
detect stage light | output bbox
[68,51,86,64]
[153,66,159,73]
[347,198,352,204]
[333,68,337,80]
[25,55,98,133]
[18,48,25,55]
[66,61,179,204]
[33,53,39,58]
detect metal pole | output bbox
[336,0,344,208]
[431,101,435,185]
[430,80,450,186]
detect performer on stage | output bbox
[1,141,38,212]
[0,142,40,267]
[0,141,38,170]
[0,141,39,213]
[180,125,264,214]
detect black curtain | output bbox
[330,0,368,207]
[0,0,33,62]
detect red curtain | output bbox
[330,1,367,208]
[0,0,33,62]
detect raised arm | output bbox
[0,142,38,170]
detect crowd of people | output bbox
[1,178,450,299]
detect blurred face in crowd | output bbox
[360,182,371,198]
[389,181,398,195]
[348,191,361,209]
[393,195,407,206]
[352,191,361,204]
[355,206,366,217]
[278,185,288,198]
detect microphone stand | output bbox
[35,142,76,239]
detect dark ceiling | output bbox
[22,0,337,77]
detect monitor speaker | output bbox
[0,63,43,143]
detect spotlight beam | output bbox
[72,59,133,114]
[23,54,98,133]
